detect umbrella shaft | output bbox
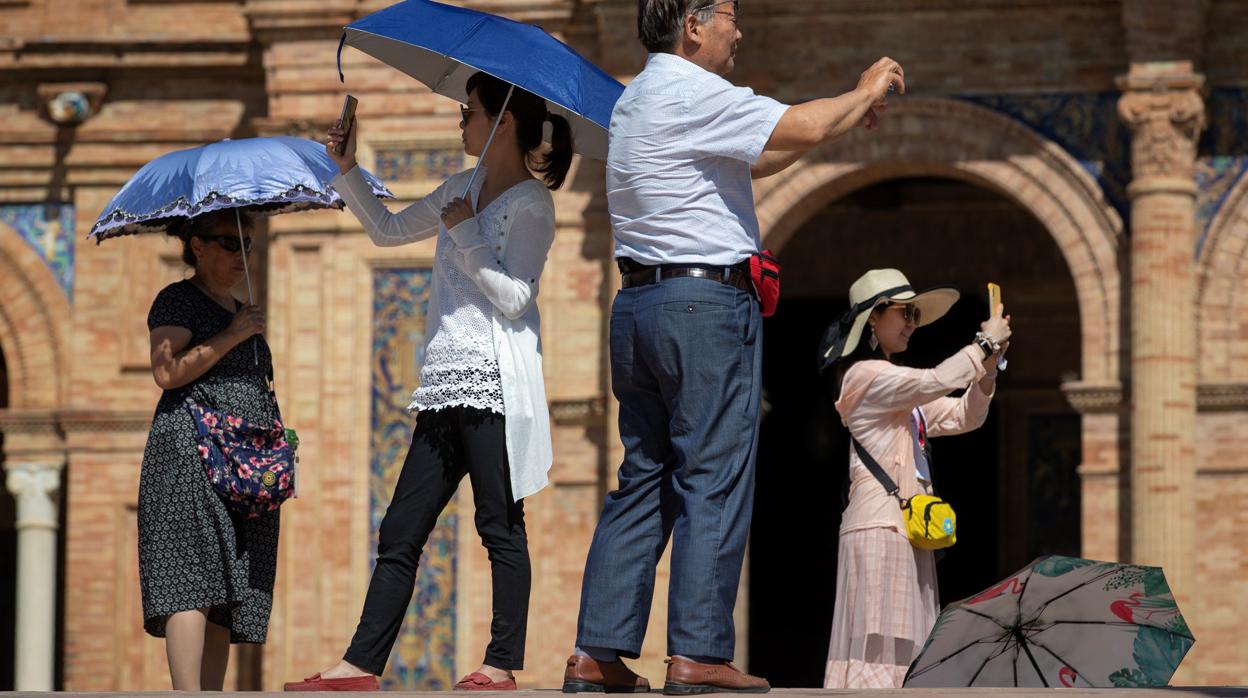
[236,208,254,304]
[235,208,258,366]
[463,83,516,198]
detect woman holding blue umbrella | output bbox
[283,73,572,692]
[89,135,392,692]
[139,210,276,692]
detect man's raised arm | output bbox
[752,57,905,179]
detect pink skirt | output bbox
[823,526,939,689]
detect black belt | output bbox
[617,258,752,293]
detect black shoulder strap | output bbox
[852,438,904,504]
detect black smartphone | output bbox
[336,94,358,155]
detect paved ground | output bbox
[7,689,1248,697]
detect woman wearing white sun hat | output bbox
[818,268,1011,689]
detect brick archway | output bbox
[0,230,70,410]
[754,97,1123,384]
[1197,173,1248,383]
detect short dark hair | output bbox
[169,209,253,267]
[637,0,719,53]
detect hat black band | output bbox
[852,284,914,315]
[817,283,915,372]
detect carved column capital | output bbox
[1062,380,1125,415]
[1116,70,1206,192]
[4,460,65,531]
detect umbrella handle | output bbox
[235,208,259,366]
[462,83,516,199]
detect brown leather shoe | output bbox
[562,654,651,693]
[662,656,769,695]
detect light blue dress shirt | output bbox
[607,52,789,266]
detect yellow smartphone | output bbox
[986,282,1008,371]
[987,282,1002,316]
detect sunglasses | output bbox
[198,235,253,253]
[460,105,483,122]
[886,303,922,325]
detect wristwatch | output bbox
[974,332,998,359]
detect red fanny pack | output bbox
[748,250,781,317]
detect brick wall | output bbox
[2,0,1248,689]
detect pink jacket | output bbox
[835,345,994,537]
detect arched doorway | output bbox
[0,212,72,691]
[748,177,1084,686]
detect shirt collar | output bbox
[645,52,709,77]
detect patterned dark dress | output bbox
[138,280,280,643]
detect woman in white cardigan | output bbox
[285,73,572,693]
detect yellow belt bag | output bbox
[852,439,957,551]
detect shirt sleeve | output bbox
[844,345,988,420]
[332,165,445,247]
[147,284,192,331]
[920,379,996,438]
[685,76,789,164]
[445,191,555,321]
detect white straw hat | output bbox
[818,269,959,369]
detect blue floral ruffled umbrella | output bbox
[905,555,1195,688]
[88,135,393,363]
[88,135,392,241]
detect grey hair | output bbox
[637,0,718,53]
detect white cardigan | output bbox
[334,166,555,501]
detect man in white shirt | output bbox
[565,1,905,693]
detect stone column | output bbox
[5,459,65,691]
[1116,66,1204,606]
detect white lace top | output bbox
[409,187,525,413]
[333,165,557,500]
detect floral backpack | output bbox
[185,381,296,519]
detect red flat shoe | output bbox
[455,672,518,691]
[283,672,380,691]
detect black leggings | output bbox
[344,406,530,674]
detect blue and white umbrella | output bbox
[337,0,624,168]
[88,136,393,363]
[88,135,393,242]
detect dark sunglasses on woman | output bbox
[198,234,253,253]
[886,302,921,325]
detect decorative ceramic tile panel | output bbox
[959,92,1133,224]
[374,146,465,183]
[0,203,75,301]
[964,89,1248,257]
[1195,88,1248,257]
[370,267,456,690]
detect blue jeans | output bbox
[576,276,763,660]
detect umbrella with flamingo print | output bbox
[904,555,1195,688]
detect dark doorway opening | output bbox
[748,177,1083,686]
